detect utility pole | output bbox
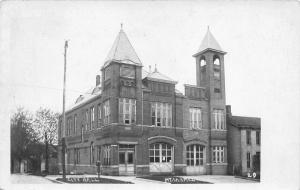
[62,40,68,181]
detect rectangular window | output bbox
[97,104,101,128]
[151,102,172,127]
[246,130,251,145]
[104,67,111,81]
[65,119,68,136]
[104,100,110,125]
[74,148,80,164]
[189,108,202,129]
[256,131,260,145]
[247,152,251,168]
[212,146,225,163]
[103,145,111,165]
[74,115,77,135]
[97,146,101,162]
[81,127,83,142]
[85,110,88,131]
[214,88,221,93]
[67,118,71,136]
[90,144,94,164]
[213,110,225,130]
[119,98,136,124]
[214,69,221,80]
[90,106,95,130]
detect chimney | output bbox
[149,65,151,73]
[226,105,232,116]
[96,75,101,86]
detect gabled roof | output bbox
[228,115,261,129]
[193,27,226,57]
[145,68,177,84]
[103,29,142,68]
[66,85,102,113]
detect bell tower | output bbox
[193,27,227,174]
[193,27,226,101]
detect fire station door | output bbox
[119,150,134,175]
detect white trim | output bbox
[148,136,177,142]
[136,165,149,167]
[206,163,228,166]
[211,129,227,132]
[117,141,138,145]
[174,164,186,166]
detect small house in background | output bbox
[226,105,261,177]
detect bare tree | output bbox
[33,107,59,146]
[33,107,59,173]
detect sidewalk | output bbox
[45,174,258,184]
[45,174,165,184]
[179,175,259,183]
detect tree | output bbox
[33,107,59,173]
[33,108,59,146]
[10,107,37,172]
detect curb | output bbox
[44,177,64,184]
[234,176,260,182]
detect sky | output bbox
[1,1,300,188]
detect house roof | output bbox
[103,28,142,68]
[193,27,226,56]
[66,85,102,113]
[145,68,177,84]
[229,115,261,129]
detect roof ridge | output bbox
[112,30,122,60]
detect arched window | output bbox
[186,144,205,166]
[149,143,172,163]
[200,59,206,67]
[213,56,220,66]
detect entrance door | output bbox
[119,150,134,175]
[149,143,174,174]
[186,144,206,175]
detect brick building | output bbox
[226,106,261,176]
[57,27,259,176]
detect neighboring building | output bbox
[57,26,258,176]
[226,105,261,176]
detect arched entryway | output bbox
[149,142,174,174]
[185,144,206,175]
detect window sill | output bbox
[211,129,227,131]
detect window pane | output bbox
[150,157,154,162]
[150,150,154,156]
[119,152,125,164]
[128,153,133,164]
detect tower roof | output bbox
[193,27,226,57]
[103,27,142,68]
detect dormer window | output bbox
[120,65,135,79]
